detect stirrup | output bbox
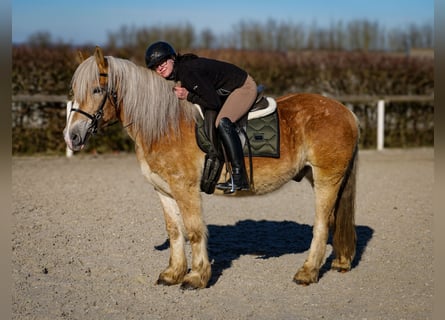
[216,175,250,194]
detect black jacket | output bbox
[172,56,248,111]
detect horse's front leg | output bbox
[156,192,188,286]
[174,189,211,289]
[157,188,211,289]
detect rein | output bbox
[70,72,119,135]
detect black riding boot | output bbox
[216,117,249,193]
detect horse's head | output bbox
[63,46,119,151]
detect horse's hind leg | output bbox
[294,170,341,285]
[156,192,188,286]
[330,151,357,272]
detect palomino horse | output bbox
[64,47,360,289]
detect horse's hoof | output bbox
[331,258,352,272]
[180,278,207,290]
[332,266,350,273]
[180,282,200,290]
[293,280,310,286]
[180,272,208,290]
[293,268,319,285]
[156,273,183,286]
[156,278,175,286]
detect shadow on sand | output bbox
[155,219,373,287]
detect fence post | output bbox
[377,99,385,150]
[66,101,73,158]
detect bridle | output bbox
[69,72,118,135]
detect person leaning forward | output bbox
[145,41,257,192]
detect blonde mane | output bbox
[71,55,197,147]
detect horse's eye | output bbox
[93,87,103,94]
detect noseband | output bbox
[70,72,118,135]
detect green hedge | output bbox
[12,45,434,155]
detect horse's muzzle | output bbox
[63,120,91,151]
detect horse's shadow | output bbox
[155,219,373,287]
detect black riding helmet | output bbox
[145,41,176,69]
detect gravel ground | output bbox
[12,148,434,319]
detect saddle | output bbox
[195,86,280,194]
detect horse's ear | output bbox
[94,46,107,73]
[77,50,85,63]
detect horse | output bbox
[63,46,360,289]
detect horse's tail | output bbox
[330,141,358,268]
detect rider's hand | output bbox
[174,85,189,100]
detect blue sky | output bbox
[12,0,434,45]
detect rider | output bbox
[145,41,257,192]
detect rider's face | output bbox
[155,59,174,78]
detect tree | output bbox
[27,31,53,48]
